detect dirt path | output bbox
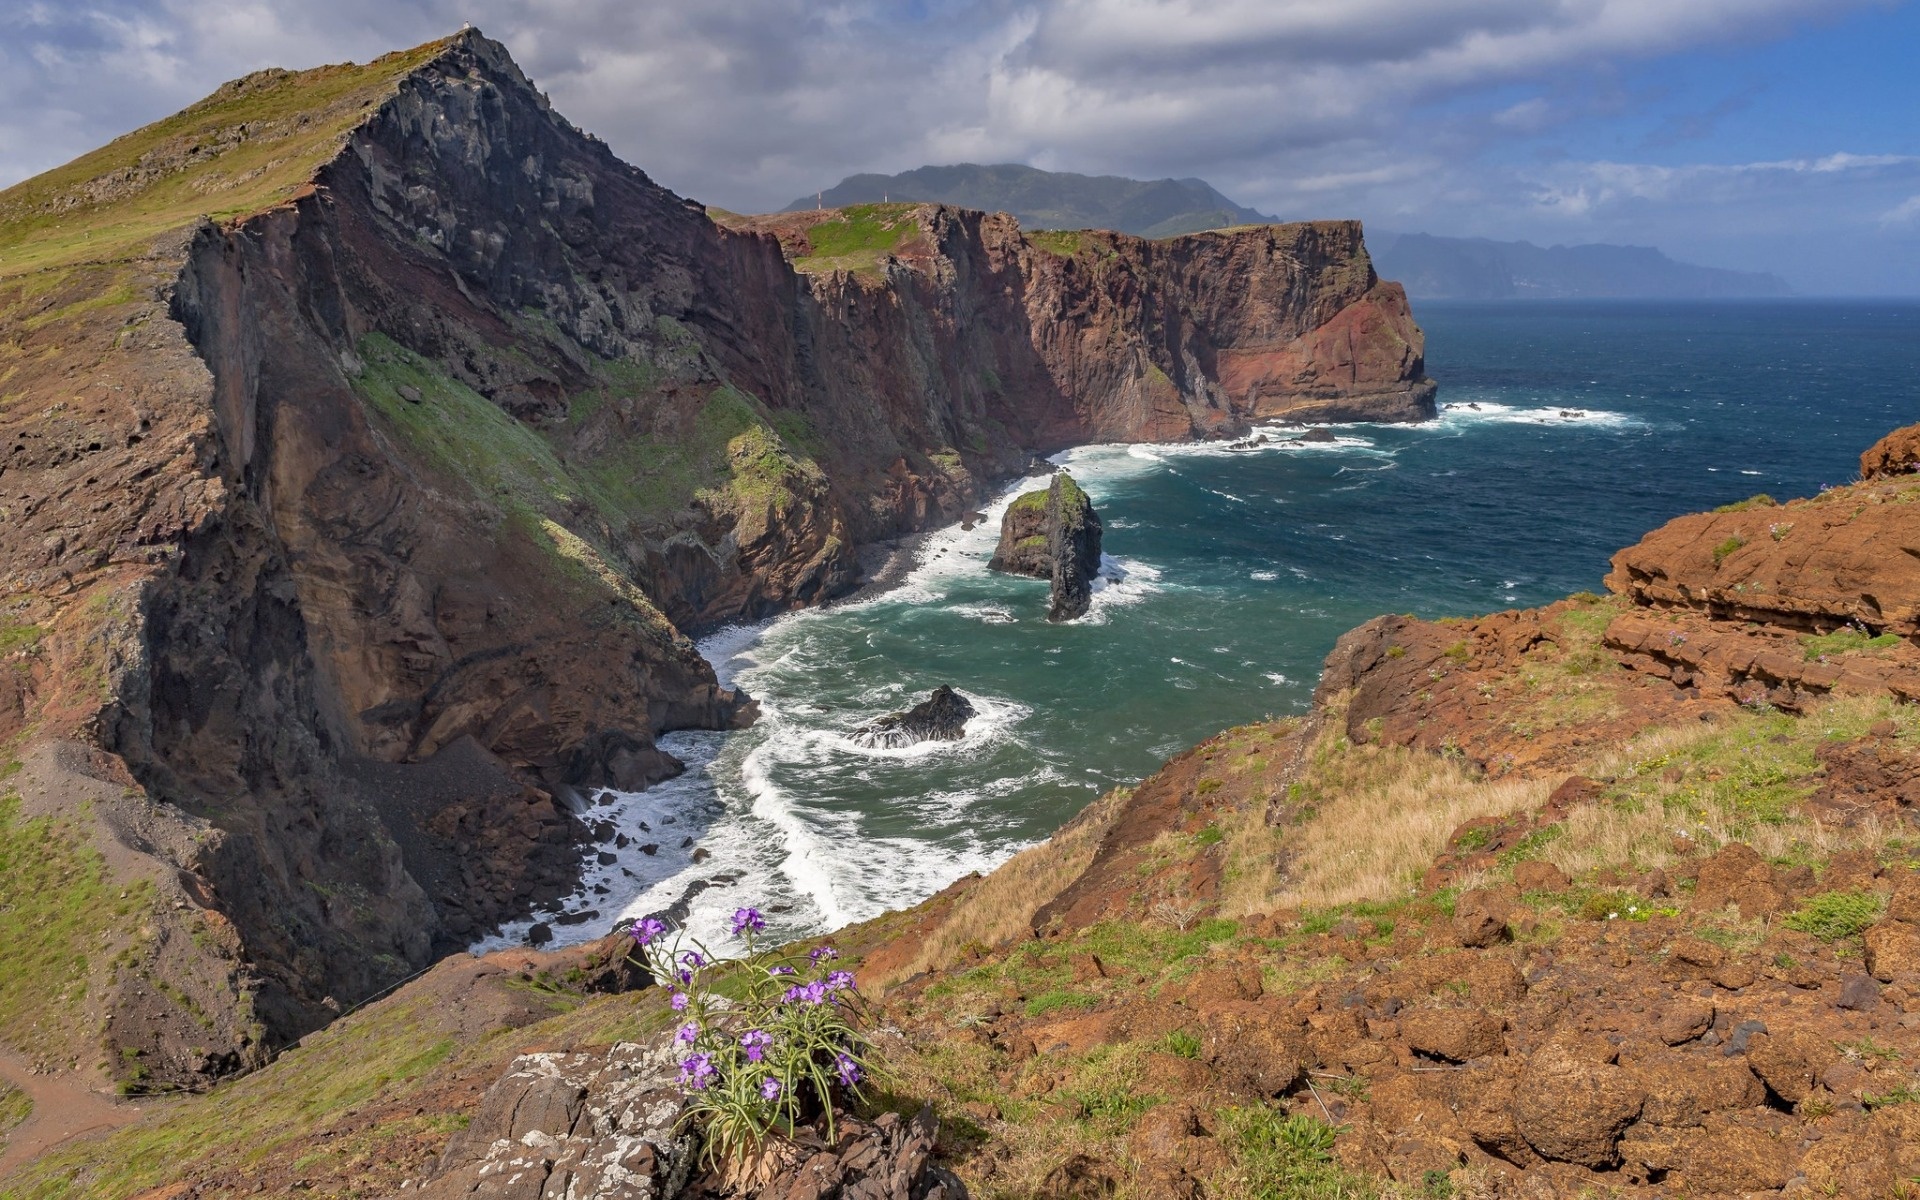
[0,1050,139,1176]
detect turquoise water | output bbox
[484,299,1920,951]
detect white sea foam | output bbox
[1250,570,1278,581]
[1429,400,1641,430]
[1074,555,1164,624]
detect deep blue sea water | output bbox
[483,299,1920,951]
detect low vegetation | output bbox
[0,788,152,1066]
[790,204,925,274]
[0,40,452,279]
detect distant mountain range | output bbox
[791,164,1791,299]
[786,163,1273,240]
[1370,233,1791,300]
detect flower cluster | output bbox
[625,906,872,1167]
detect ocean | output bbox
[482,299,1920,952]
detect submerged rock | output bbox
[988,472,1104,621]
[852,685,977,748]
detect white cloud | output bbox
[1881,194,1920,228]
[0,0,1912,289]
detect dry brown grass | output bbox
[1222,716,1549,914]
[1540,695,1912,881]
[1218,690,1917,916]
[873,787,1127,985]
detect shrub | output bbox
[1714,494,1776,513]
[626,908,873,1168]
[1712,536,1746,566]
[1781,891,1885,941]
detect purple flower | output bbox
[825,970,856,993]
[678,1052,716,1091]
[809,945,839,965]
[629,917,667,946]
[760,1076,783,1101]
[835,1053,861,1087]
[676,1022,699,1044]
[680,951,706,969]
[730,907,766,936]
[677,968,693,986]
[671,992,689,1011]
[783,980,828,1005]
[768,965,797,977]
[740,1029,773,1063]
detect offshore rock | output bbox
[853,685,976,748]
[989,473,1104,621]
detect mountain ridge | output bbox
[1373,231,1793,300]
[786,162,1274,239]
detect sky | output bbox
[1,0,1916,294]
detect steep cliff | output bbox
[0,29,1432,1089]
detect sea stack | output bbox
[989,472,1105,621]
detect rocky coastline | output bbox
[0,25,1438,1091]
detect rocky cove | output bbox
[0,28,1432,1094]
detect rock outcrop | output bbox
[407,1040,961,1200]
[988,473,1104,620]
[852,685,976,749]
[0,27,1433,1087]
[1600,428,1920,707]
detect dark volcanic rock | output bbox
[853,685,977,748]
[989,473,1104,621]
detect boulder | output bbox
[1865,921,1920,982]
[1402,1008,1504,1062]
[1744,1029,1833,1103]
[988,473,1104,622]
[851,685,976,749]
[1451,889,1510,948]
[1691,843,1786,917]
[1861,422,1920,479]
[1509,1034,1645,1168]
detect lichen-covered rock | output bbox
[407,1042,692,1199]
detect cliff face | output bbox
[0,31,1432,1087]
